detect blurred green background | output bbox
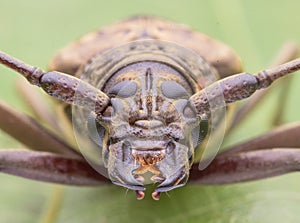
[0,0,300,222]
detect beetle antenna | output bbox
[255,58,300,89]
[0,50,110,115]
[190,58,300,116]
[0,51,44,85]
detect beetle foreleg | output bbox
[189,122,300,184]
[189,148,300,184]
[0,100,80,158]
[16,78,61,131]
[0,150,109,185]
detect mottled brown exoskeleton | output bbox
[1,16,300,200]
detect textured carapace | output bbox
[49,16,242,77]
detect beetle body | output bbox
[48,16,242,199]
[2,16,297,201]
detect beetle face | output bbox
[72,40,223,199]
[97,62,202,196]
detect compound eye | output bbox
[161,81,189,99]
[87,112,105,146]
[108,80,138,98]
[183,104,197,118]
[192,117,209,148]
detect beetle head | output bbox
[72,40,225,200]
[95,62,203,199]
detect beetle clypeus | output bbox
[0,16,300,200]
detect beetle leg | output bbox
[0,100,81,158]
[190,122,300,184]
[0,149,109,185]
[0,51,110,116]
[222,122,300,154]
[271,77,293,125]
[230,42,299,129]
[15,78,79,147]
[189,57,300,116]
[189,148,300,184]
[15,78,61,131]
